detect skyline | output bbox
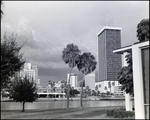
[1,1,149,87]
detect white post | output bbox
[132,44,145,119]
[125,93,132,111]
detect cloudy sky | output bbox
[1,1,149,87]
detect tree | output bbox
[91,90,96,96]
[1,1,3,18]
[117,18,149,96]
[95,85,98,98]
[60,84,65,93]
[85,85,90,96]
[71,87,74,97]
[112,81,115,86]
[1,33,26,90]
[73,89,80,95]
[77,52,97,109]
[118,52,133,96]
[137,18,149,42]
[108,81,111,93]
[62,43,81,110]
[97,90,100,96]
[104,86,107,91]
[69,86,75,98]
[9,76,37,112]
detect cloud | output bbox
[1,1,149,87]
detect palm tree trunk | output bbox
[80,74,85,109]
[22,101,25,112]
[67,67,72,110]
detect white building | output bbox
[95,81,123,94]
[67,73,78,88]
[19,63,40,86]
[85,73,95,90]
[55,81,62,88]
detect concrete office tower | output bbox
[85,73,95,90]
[67,73,78,88]
[37,77,40,86]
[97,26,122,82]
[32,66,38,85]
[18,63,39,85]
[20,63,35,81]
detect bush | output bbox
[107,109,115,116]
[107,108,135,118]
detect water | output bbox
[1,100,125,110]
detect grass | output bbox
[1,106,135,119]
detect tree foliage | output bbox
[77,52,97,75]
[9,76,37,112]
[1,33,26,90]
[118,18,149,96]
[1,1,3,18]
[137,18,149,41]
[95,85,98,91]
[85,85,91,96]
[62,43,81,68]
[118,52,133,95]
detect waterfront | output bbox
[1,100,125,111]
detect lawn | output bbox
[1,106,134,119]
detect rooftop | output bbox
[97,26,122,36]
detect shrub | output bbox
[107,108,135,118]
[107,109,115,116]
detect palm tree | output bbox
[77,52,97,109]
[62,43,81,110]
[95,85,98,99]
[108,81,111,94]
[85,85,90,96]
[60,84,65,93]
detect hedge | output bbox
[107,108,135,118]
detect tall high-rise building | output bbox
[97,26,122,82]
[32,66,38,85]
[19,63,39,86]
[67,73,78,88]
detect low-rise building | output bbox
[85,73,95,90]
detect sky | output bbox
[1,1,149,87]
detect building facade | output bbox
[95,81,123,94]
[67,73,78,88]
[85,73,95,90]
[97,26,122,82]
[19,63,39,86]
[32,66,38,86]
